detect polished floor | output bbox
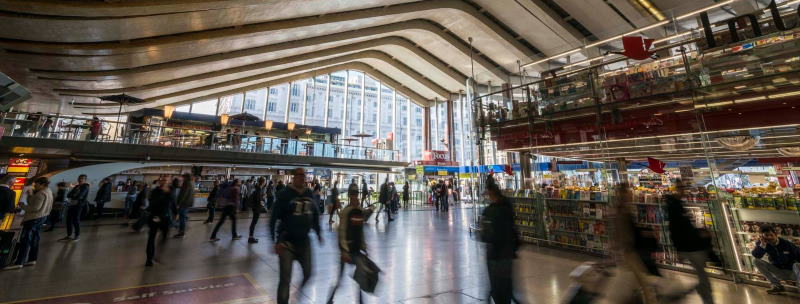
[1,208,797,303]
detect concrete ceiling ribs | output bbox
[74,62,433,114]
[1,0,544,111]
[56,50,453,106]
[0,0,701,113]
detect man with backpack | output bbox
[269,168,321,304]
[174,173,195,238]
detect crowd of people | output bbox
[1,171,797,303]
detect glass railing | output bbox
[0,112,401,162]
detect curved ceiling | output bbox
[0,0,717,114]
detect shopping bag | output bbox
[353,255,381,293]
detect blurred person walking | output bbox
[326,186,369,303]
[269,168,322,304]
[4,177,53,270]
[44,182,69,232]
[596,184,658,304]
[174,173,195,238]
[248,177,267,243]
[204,180,220,224]
[210,179,242,241]
[479,176,519,303]
[144,178,175,267]
[666,179,715,303]
[328,181,340,224]
[377,178,393,222]
[93,177,112,220]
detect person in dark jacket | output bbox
[94,177,112,220]
[275,179,285,193]
[44,182,69,232]
[328,181,340,224]
[204,180,220,224]
[145,178,175,267]
[0,175,17,219]
[751,224,800,294]
[174,173,195,238]
[326,186,368,303]
[666,180,714,303]
[248,177,267,243]
[402,181,410,209]
[479,176,519,304]
[265,180,275,211]
[269,168,321,304]
[60,174,89,242]
[209,179,242,241]
[360,179,370,205]
[377,179,392,223]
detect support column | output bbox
[392,86,397,143]
[446,98,455,162]
[359,74,366,146]
[458,92,466,164]
[342,71,350,137]
[405,93,411,162]
[519,151,532,189]
[376,81,382,143]
[284,82,292,123]
[301,78,309,125]
[323,74,331,127]
[423,106,431,150]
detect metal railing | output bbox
[0,112,401,162]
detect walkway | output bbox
[1,208,796,303]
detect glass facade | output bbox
[177,69,449,163]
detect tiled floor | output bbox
[1,208,797,303]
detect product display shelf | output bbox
[543,196,610,255]
[508,190,547,243]
[725,195,800,278]
[693,29,800,87]
[631,191,721,272]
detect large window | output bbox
[266,83,288,122]
[288,80,307,124]
[362,75,379,147]
[346,70,362,138]
[192,99,218,115]
[218,94,243,115]
[176,104,190,113]
[244,88,267,119]
[409,98,424,161]
[327,71,346,128]
[182,69,427,159]
[394,91,409,161]
[305,76,327,126]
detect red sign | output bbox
[422,150,450,162]
[7,158,32,173]
[10,274,265,304]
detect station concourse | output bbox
[1,1,800,303]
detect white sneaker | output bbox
[3,265,23,270]
[23,261,36,266]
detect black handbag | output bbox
[353,255,381,293]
